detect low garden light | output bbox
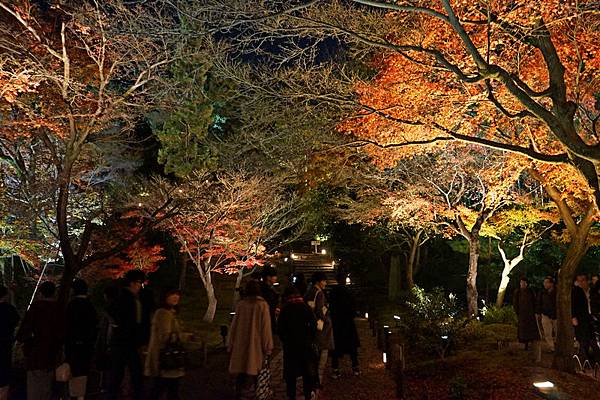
[321,249,327,255]
[284,257,289,262]
[365,312,369,319]
[383,352,387,364]
[393,315,401,320]
[345,276,351,285]
[533,382,554,389]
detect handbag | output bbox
[55,362,71,382]
[308,289,326,331]
[159,332,186,370]
[256,358,272,400]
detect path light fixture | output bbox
[393,315,401,320]
[345,276,351,285]
[321,249,327,255]
[383,352,387,364]
[365,312,369,319]
[532,380,564,399]
[533,382,554,389]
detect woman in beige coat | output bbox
[228,280,274,400]
[144,289,184,400]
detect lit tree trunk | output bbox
[57,158,79,306]
[456,211,489,318]
[405,230,422,290]
[495,237,527,307]
[553,234,590,370]
[233,268,244,306]
[203,271,218,323]
[466,234,480,318]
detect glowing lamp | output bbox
[441,335,449,340]
[383,352,387,364]
[365,312,369,319]
[291,253,298,259]
[393,315,401,320]
[284,257,289,262]
[345,276,351,285]
[533,381,554,389]
[321,249,327,255]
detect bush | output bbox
[400,286,464,359]
[481,305,517,326]
[482,323,517,343]
[457,320,490,343]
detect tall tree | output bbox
[529,165,597,369]
[391,146,524,316]
[0,1,185,301]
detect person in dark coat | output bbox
[278,287,317,400]
[512,277,540,349]
[95,285,119,392]
[329,274,360,378]
[16,281,64,400]
[106,270,150,400]
[65,279,98,400]
[260,266,280,335]
[305,272,333,388]
[590,277,600,360]
[536,276,557,352]
[573,273,593,361]
[0,285,19,400]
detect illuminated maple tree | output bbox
[0,1,186,301]
[165,171,304,322]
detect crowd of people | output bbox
[227,268,360,400]
[513,273,600,361]
[0,266,359,400]
[0,270,186,400]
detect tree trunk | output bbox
[178,252,187,292]
[233,268,244,307]
[466,235,480,318]
[388,254,402,300]
[553,234,589,371]
[495,241,525,307]
[56,159,78,307]
[496,268,511,307]
[203,273,218,323]
[405,231,422,290]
